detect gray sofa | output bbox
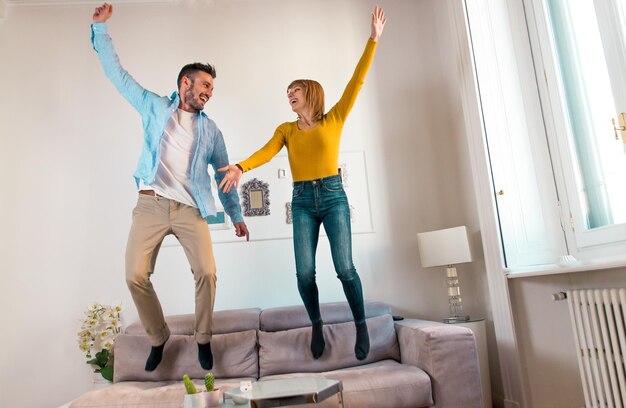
[70,301,483,407]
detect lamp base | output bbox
[443,315,470,323]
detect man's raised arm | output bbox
[92,2,112,23]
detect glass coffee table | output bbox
[224,377,344,407]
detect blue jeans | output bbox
[291,175,365,325]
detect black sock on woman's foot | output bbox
[311,320,325,359]
[198,341,213,370]
[355,321,370,360]
[145,340,167,371]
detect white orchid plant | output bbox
[77,302,122,381]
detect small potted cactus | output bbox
[204,372,221,407]
[182,374,206,408]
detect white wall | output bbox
[509,268,626,408]
[0,1,492,407]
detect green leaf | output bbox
[100,365,114,382]
[94,349,109,369]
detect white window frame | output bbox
[448,2,530,406]
[464,0,569,271]
[464,0,626,275]
[523,0,626,261]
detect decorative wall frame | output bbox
[241,178,270,216]
[285,202,292,224]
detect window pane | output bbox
[546,0,626,230]
[465,0,568,268]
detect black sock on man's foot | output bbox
[311,320,325,359]
[198,341,213,370]
[145,341,167,372]
[355,321,370,360]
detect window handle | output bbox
[611,112,626,140]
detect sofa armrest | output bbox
[395,319,483,408]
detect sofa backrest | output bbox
[259,300,393,331]
[113,302,401,382]
[114,308,260,382]
[124,307,261,335]
[257,300,401,377]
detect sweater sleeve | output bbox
[328,39,378,122]
[238,124,288,172]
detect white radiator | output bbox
[566,289,626,408]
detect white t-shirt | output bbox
[142,109,199,208]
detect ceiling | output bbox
[4,0,179,6]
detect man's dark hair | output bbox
[177,63,217,89]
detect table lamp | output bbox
[417,225,473,323]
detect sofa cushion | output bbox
[261,360,433,408]
[124,308,261,335]
[258,314,400,377]
[260,300,392,332]
[114,329,258,382]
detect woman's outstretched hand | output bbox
[218,164,243,193]
[370,5,387,42]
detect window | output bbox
[465,0,626,270]
[539,0,626,249]
[465,0,567,269]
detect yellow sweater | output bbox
[238,39,377,181]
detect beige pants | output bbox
[125,194,216,346]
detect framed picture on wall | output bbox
[206,209,231,230]
[241,178,271,216]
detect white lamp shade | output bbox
[416,226,473,268]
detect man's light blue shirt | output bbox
[91,23,243,224]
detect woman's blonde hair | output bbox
[287,79,325,122]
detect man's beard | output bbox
[184,83,205,112]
